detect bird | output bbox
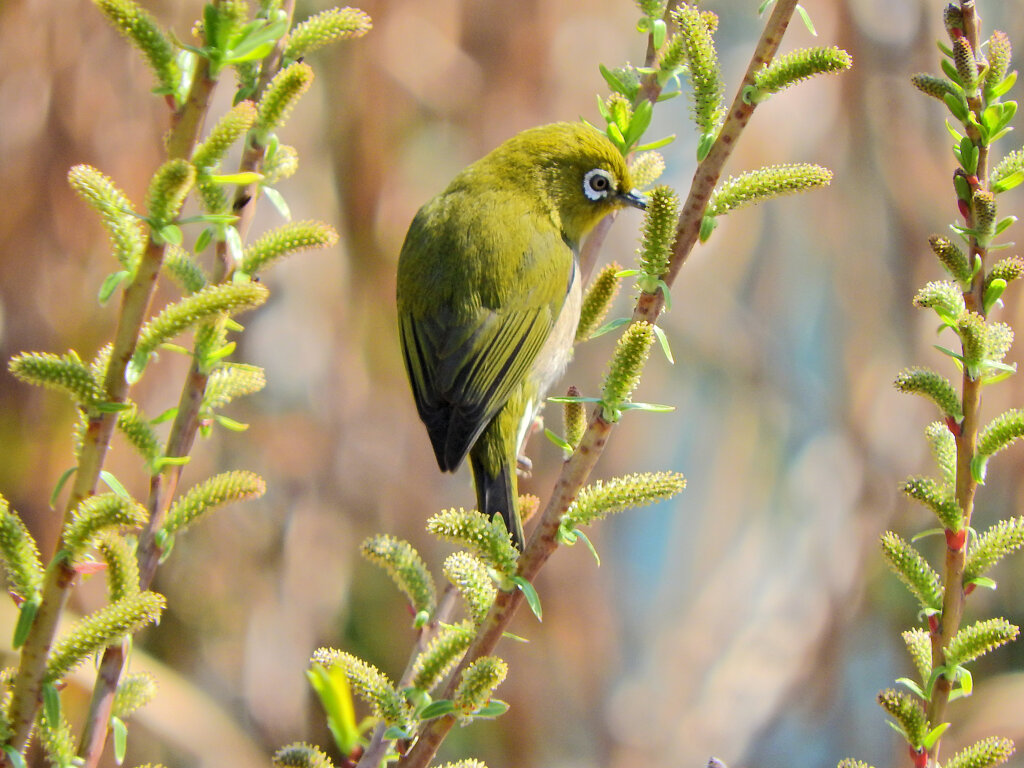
[397,121,646,549]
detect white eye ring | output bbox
[583,168,614,201]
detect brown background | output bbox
[1,1,1023,767]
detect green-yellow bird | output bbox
[397,122,645,549]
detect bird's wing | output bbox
[399,299,553,472]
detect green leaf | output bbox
[195,227,213,253]
[307,663,359,754]
[574,528,601,566]
[42,681,61,727]
[895,677,927,699]
[98,270,131,304]
[965,575,997,590]
[225,225,244,264]
[922,722,951,749]
[2,745,26,768]
[263,186,291,220]
[652,324,674,364]
[984,278,1006,314]
[993,170,1024,193]
[382,725,411,740]
[13,597,39,648]
[207,171,264,185]
[699,214,717,242]
[696,130,716,161]
[543,428,574,452]
[419,699,457,720]
[511,576,542,621]
[994,215,1017,235]
[635,134,676,151]
[796,4,817,36]
[589,316,631,339]
[473,699,510,718]
[599,63,630,97]
[50,467,77,508]
[990,71,1017,98]
[156,223,183,246]
[213,413,250,431]
[112,715,128,764]
[619,401,676,413]
[99,470,130,499]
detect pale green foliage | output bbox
[629,151,666,189]
[707,164,832,216]
[912,73,961,102]
[67,164,145,272]
[273,742,336,768]
[953,36,980,93]
[36,692,75,768]
[986,256,1024,290]
[944,737,1015,768]
[453,656,507,716]
[132,282,269,374]
[162,470,266,537]
[8,350,103,407]
[0,496,43,601]
[284,7,372,59]
[575,261,622,343]
[410,620,474,693]
[203,362,267,411]
[192,101,258,171]
[600,321,655,421]
[636,186,679,293]
[146,159,195,228]
[562,390,586,452]
[901,476,963,531]
[564,471,686,530]
[94,0,179,92]
[112,672,157,719]
[192,100,258,212]
[965,516,1024,583]
[992,149,1024,189]
[444,551,496,625]
[913,280,965,321]
[360,534,436,616]
[894,367,964,422]
[925,421,957,486]
[256,62,314,137]
[929,235,973,286]
[751,46,851,102]
[671,4,723,133]
[877,688,929,748]
[96,533,140,601]
[985,31,1012,94]
[63,493,148,558]
[116,401,161,465]
[977,408,1024,459]
[880,531,943,612]
[46,592,165,682]
[263,143,299,186]
[945,617,1019,667]
[958,311,987,379]
[426,509,519,578]
[902,628,932,683]
[310,648,409,727]
[239,220,339,276]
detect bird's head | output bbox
[494,122,647,247]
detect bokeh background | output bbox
[1,0,1024,766]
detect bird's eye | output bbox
[583,169,614,201]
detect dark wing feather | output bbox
[399,303,550,471]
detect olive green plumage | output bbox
[397,122,645,549]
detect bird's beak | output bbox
[619,189,647,210]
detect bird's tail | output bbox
[470,453,525,550]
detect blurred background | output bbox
[1,0,1024,766]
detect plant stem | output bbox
[3,236,167,761]
[924,6,990,762]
